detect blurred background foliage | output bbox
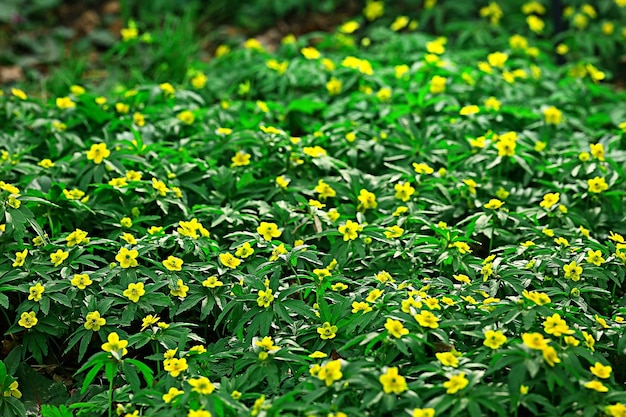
[0,0,624,95]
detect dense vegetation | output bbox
[1,1,626,416]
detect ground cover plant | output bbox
[1,1,626,416]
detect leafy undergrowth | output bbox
[1,1,626,417]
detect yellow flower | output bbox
[50,249,69,267]
[216,127,232,136]
[443,372,469,394]
[429,75,447,94]
[314,180,336,200]
[317,322,338,340]
[589,143,605,160]
[256,336,280,352]
[459,105,480,116]
[309,350,327,359]
[606,403,626,417]
[326,78,342,95]
[318,359,343,386]
[339,20,359,34]
[449,241,471,254]
[123,282,145,303]
[242,38,263,51]
[108,177,128,188]
[564,336,580,347]
[497,137,516,157]
[609,231,625,243]
[590,362,612,379]
[539,192,560,209]
[509,34,528,49]
[120,25,138,41]
[522,332,549,350]
[11,88,27,100]
[596,315,610,329]
[526,15,544,32]
[357,189,377,211]
[394,182,415,202]
[395,64,410,78]
[169,279,189,298]
[426,40,445,55]
[301,46,321,60]
[543,106,563,125]
[231,151,251,167]
[487,51,508,68]
[463,178,478,194]
[563,261,582,281]
[86,143,111,164]
[115,247,138,268]
[556,43,569,55]
[351,301,373,313]
[384,318,409,338]
[177,110,195,124]
[235,242,254,258]
[18,311,38,328]
[12,249,28,268]
[4,380,22,399]
[453,274,470,285]
[148,226,163,235]
[28,282,45,302]
[522,290,551,305]
[162,255,183,271]
[56,96,76,110]
[269,244,288,261]
[257,222,282,241]
[362,289,382,303]
[120,232,136,245]
[202,275,223,288]
[71,273,93,289]
[379,367,408,394]
[115,103,129,114]
[66,229,88,247]
[414,310,439,329]
[84,311,106,331]
[101,332,128,356]
[140,315,160,331]
[376,87,392,102]
[188,376,215,394]
[338,220,363,241]
[38,159,55,169]
[190,72,207,89]
[484,330,507,349]
[542,346,560,367]
[543,314,573,337]
[69,87,88,97]
[436,352,459,368]
[162,387,183,403]
[484,96,501,111]
[484,199,504,210]
[164,358,188,377]
[363,0,384,21]
[384,225,404,239]
[413,408,436,417]
[219,252,241,269]
[584,380,608,392]
[257,288,274,308]
[391,15,410,31]
[586,249,605,266]
[120,217,132,228]
[303,146,327,158]
[148,178,168,196]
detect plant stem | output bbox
[108,376,114,417]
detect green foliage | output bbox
[2,1,626,416]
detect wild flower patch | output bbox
[1,1,626,416]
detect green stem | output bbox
[108,376,114,417]
[154,341,161,374]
